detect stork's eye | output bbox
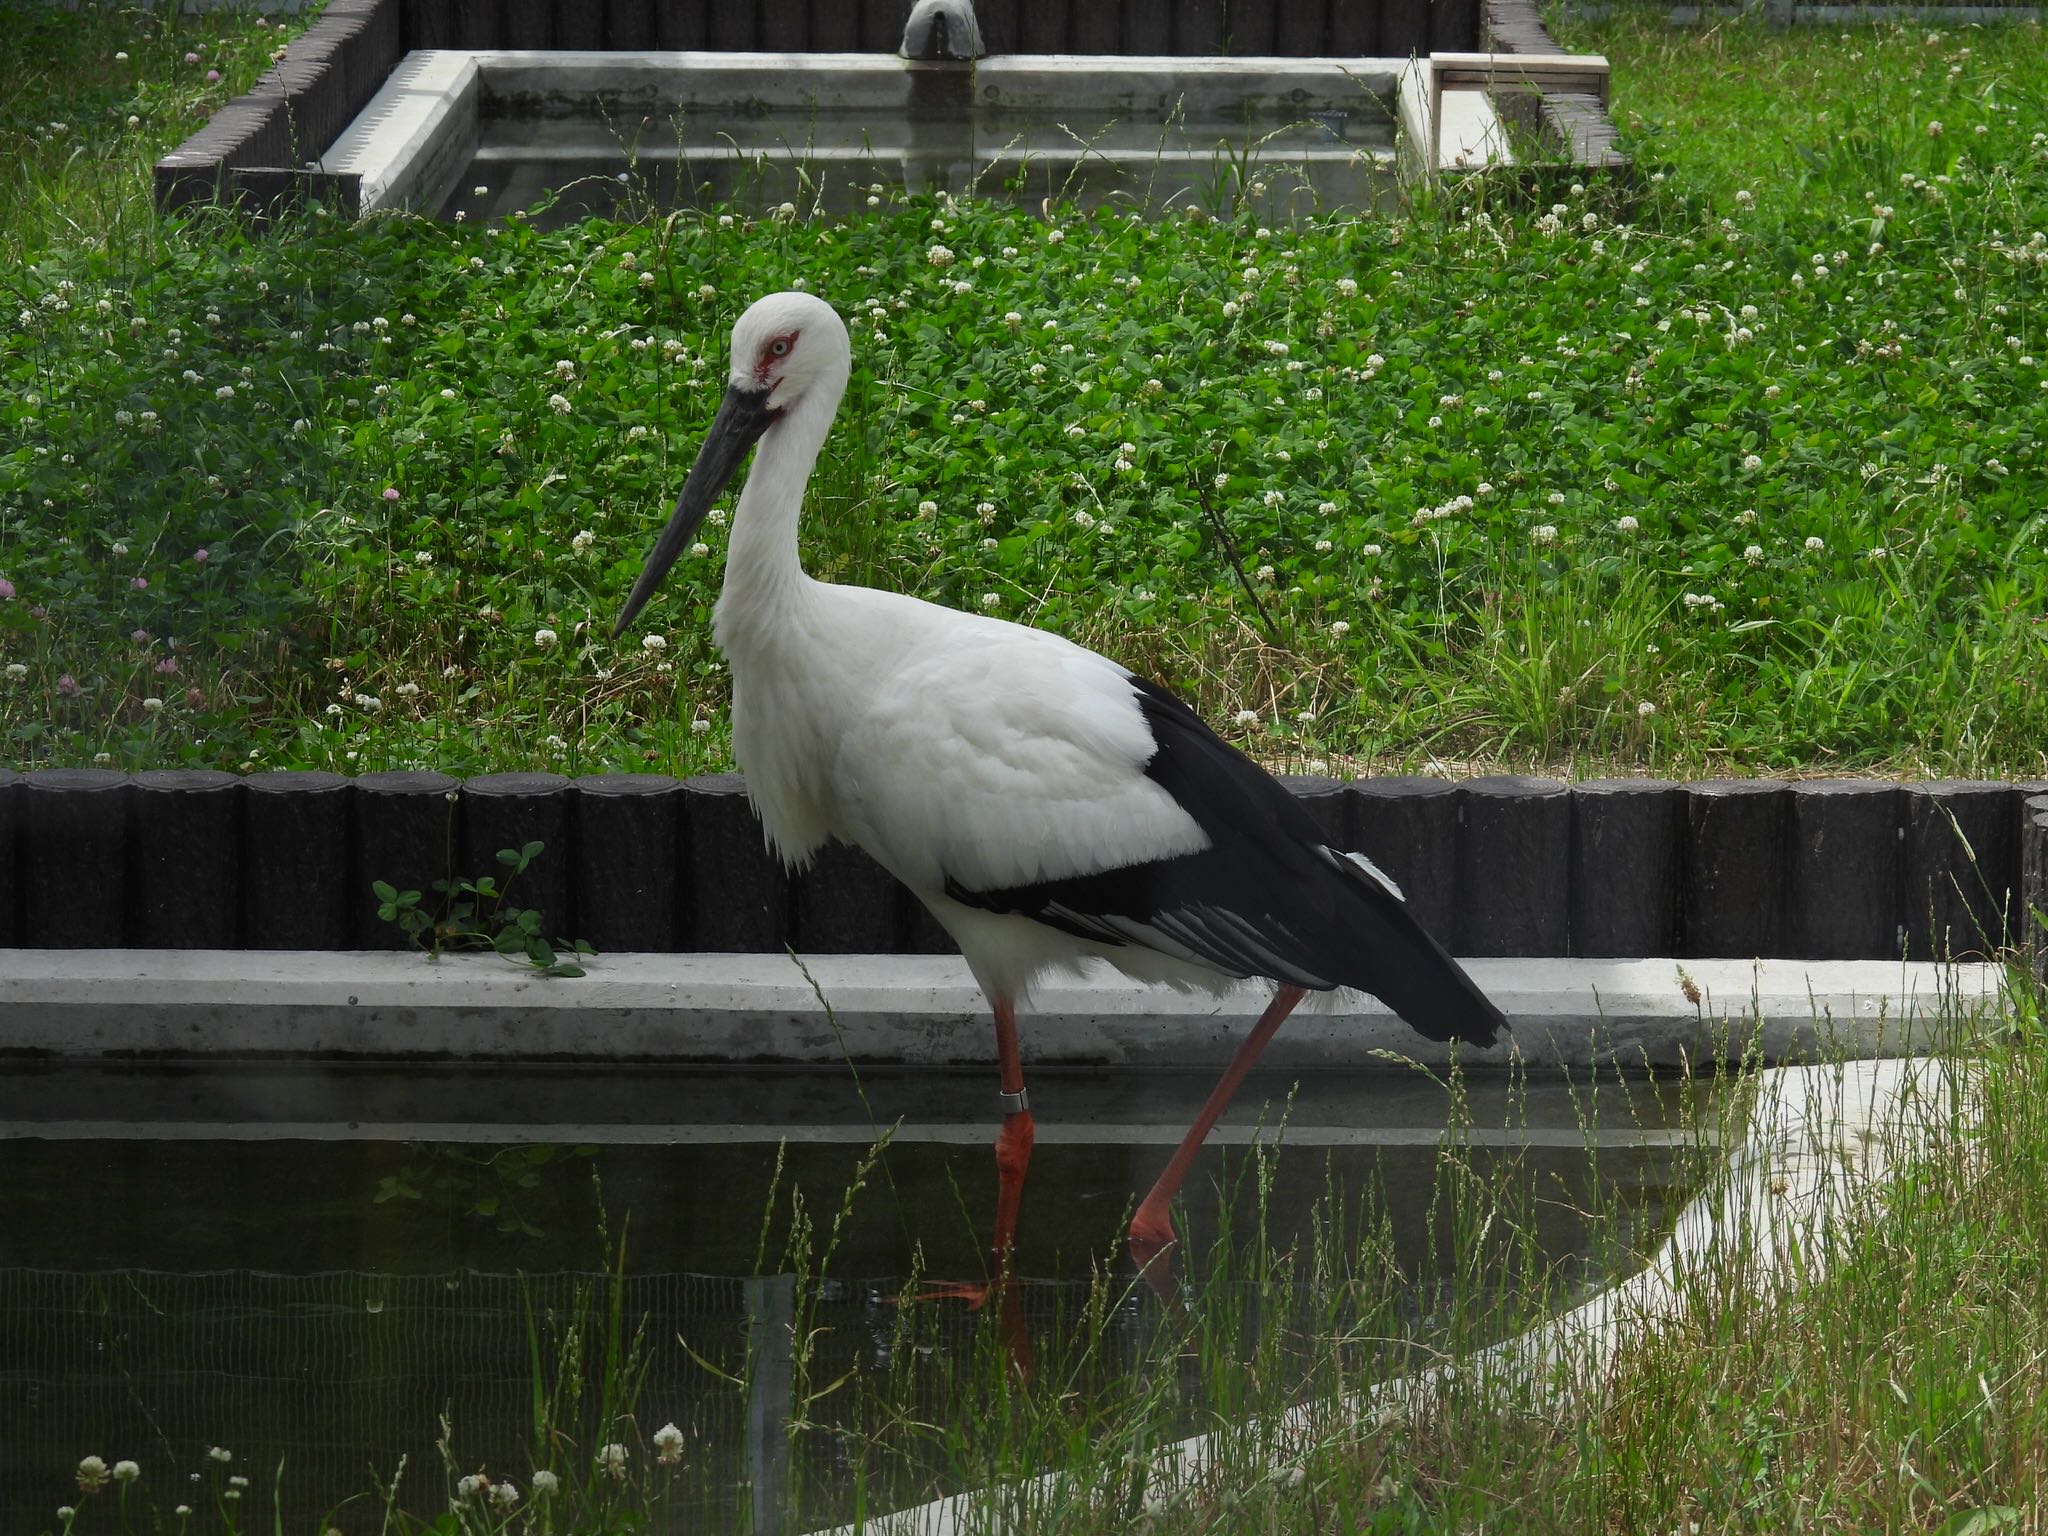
[770,338,791,356]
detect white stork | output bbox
[615,291,1506,1303]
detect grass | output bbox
[2,12,2046,778]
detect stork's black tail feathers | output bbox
[947,676,1509,1052]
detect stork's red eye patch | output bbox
[754,330,799,383]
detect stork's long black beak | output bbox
[612,383,777,637]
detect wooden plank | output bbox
[1350,778,1460,951]
[1276,0,1329,53]
[1018,0,1066,52]
[1328,0,1378,53]
[1904,781,2022,961]
[1070,0,1118,50]
[407,0,458,48]
[452,0,501,46]
[2023,796,2048,981]
[461,774,574,952]
[1379,0,1430,55]
[608,0,657,48]
[0,770,17,946]
[810,0,865,50]
[1431,0,1481,52]
[1680,781,1790,958]
[759,0,809,50]
[1570,780,1680,957]
[352,770,459,949]
[708,0,759,48]
[572,776,685,952]
[1120,0,1170,51]
[791,841,904,952]
[132,771,241,949]
[1176,0,1228,52]
[1788,781,1901,959]
[975,0,1023,52]
[682,775,789,951]
[20,771,131,948]
[1456,776,1571,956]
[656,0,709,47]
[503,0,553,46]
[555,0,606,48]
[243,772,353,950]
[1225,0,1277,54]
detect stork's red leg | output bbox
[1129,984,1307,1301]
[989,994,1035,1271]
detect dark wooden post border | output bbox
[352,770,460,948]
[682,774,790,952]
[1788,780,1901,961]
[20,770,133,949]
[462,772,574,944]
[572,775,686,952]
[1457,776,1570,957]
[244,771,354,949]
[132,769,242,949]
[1681,780,1790,958]
[1570,779,1680,957]
[1350,777,1459,950]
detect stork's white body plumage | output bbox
[616,291,1506,1305]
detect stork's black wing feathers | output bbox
[945,677,1506,1048]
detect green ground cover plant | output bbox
[2,12,2044,778]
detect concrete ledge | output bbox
[0,951,2002,1071]
[318,49,478,212]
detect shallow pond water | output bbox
[0,1064,1708,1531]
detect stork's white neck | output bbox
[712,371,842,654]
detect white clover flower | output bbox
[549,393,572,415]
[1744,543,1764,563]
[535,628,558,648]
[1361,543,1383,557]
[690,717,711,735]
[456,1474,487,1501]
[1736,509,1758,527]
[979,592,1001,609]
[1263,340,1289,357]
[1867,545,1888,561]
[690,541,711,558]
[1330,620,1351,638]
[493,1482,521,1510]
[4,664,26,680]
[395,682,420,698]
[142,696,164,713]
[1335,277,1358,297]
[1255,564,1276,582]
[1742,453,1763,471]
[1533,524,1558,545]
[1546,491,1566,506]
[414,550,433,566]
[1616,515,1639,533]
[77,1456,110,1492]
[1637,700,1657,718]
[643,634,667,653]
[598,1444,629,1479]
[917,500,939,518]
[1221,301,1239,319]
[652,1422,686,1463]
[1262,490,1284,508]
[208,1448,233,1464]
[1233,709,1259,727]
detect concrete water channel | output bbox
[0,950,1997,1530]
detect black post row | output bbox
[792,841,904,953]
[132,769,241,949]
[462,773,572,944]
[0,769,17,945]
[19,770,132,949]
[1904,781,2023,961]
[1350,777,1459,950]
[1456,776,1570,956]
[572,775,686,951]
[2022,794,2048,982]
[1681,781,1790,958]
[243,771,354,949]
[352,770,459,948]
[1570,780,1679,957]
[681,774,789,951]
[1788,780,1902,960]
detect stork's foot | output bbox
[1128,1201,1182,1307]
[894,1275,1033,1379]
